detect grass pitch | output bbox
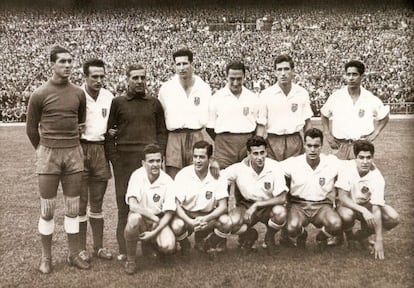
[0,119,413,288]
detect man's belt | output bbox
[171,128,202,133]
[267,132,300,137]
[80,139,105,145]
[334,138,354,144]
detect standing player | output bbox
[320,60,389,160]
[77,59,113,263]
[206,61,259,169]
[158,48,212,179]
[105,64,168,261]
[224,136,288,254]
[257,54,313,161]
[123,144,176,275]
[336,140,399,259]
[171,141,231,254]
[282,128,342,250]
[26,46,89,273]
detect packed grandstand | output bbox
[0,0,413,122]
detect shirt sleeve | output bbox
[125,171,142,205]
[214,176,230,200]
[223,164,238,184]
[369,170,386,206]
[320,92,334,118]
[26,90,41,149]
[207,93,218,129]
[272,163,289,197]
[162,180,177,212]
[302,90,314,120]
[372,96,390,120]
[173,172,186,204]
[334,161,352,191]
[78,90,86,124]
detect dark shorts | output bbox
[214,133,252,169]
[81,142,111,181]
[36,145,84,175]
[267,132,303,161]
[289,197,333,221]
[237,198,273,224]
[166,129,205,168]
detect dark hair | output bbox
[304,128,324,144]
[143,144,162,158]
[246,136,267,152]
[126,64,145,78]
[83,59,105,76]
[345,60,365,75]
[225,61,246,75]
[173,48,193,63]
[353,140,375,157]
[50,46,71,62]
[274,54,294,70]
[193,140,213,158]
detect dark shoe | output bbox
[238,228,258,250]
[296,229,308,249]
[78,250,91,263]
[39,257,52,274]
[264,230,279,255]
[179,238,191,256]
[316,231,328,252]
[67,255,91,270]
[327,233,344,246]
[124,261,137,275]
[93,247,113,260]
[142,241,159,258]
[279,230,296,248]
[194,239,208,253]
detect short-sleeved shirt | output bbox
[125,167,176,215]
[335,160,385,206]
[158,75,212,131]
[207,85,259,133]
[174,165,228,213]
[257,83,313,135]
[282,154,342,201]
[320,86,389,140]
[81,85,113,141]
[224,158,288,202]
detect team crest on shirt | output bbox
[194,97,200,106]
[153,194,161,202]
[319,177,325,186]
[264,182,271,190]
[358,109,365,117]
[361,186,371,197]
[291,103,298,112]
[205,191,213,200]
[102,108,107,118]
[243,107,249,116]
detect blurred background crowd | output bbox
[1,0,413,122]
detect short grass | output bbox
[0,119,413,288]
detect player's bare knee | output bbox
[286,220,301,237]
[270,205,287,225]
[326,215,342,233]
[40,197,56,221]
[171,217,185,235]
[217,214,232,233]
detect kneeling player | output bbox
[123,144,176,275]
[224,136,288,253]
[282,128,342,250]
[336,140,399,260]
[171,141,231,254]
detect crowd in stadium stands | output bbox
[0,3,413,122]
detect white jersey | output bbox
[320,86,389,140]
[125,167,176,215]
[335,160,385,206]
[81,85,114,141]
[257,83,313,135]
[174,165,228,213]
[224,158,288,201]
[158,75,212,131]
[282,154,342,201]
[207,85,259,133]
